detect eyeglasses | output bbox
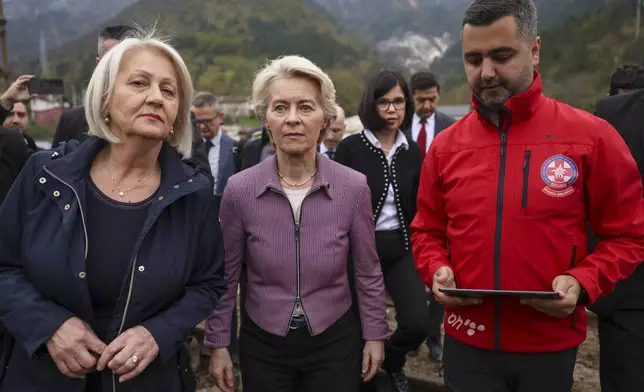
[195,117,218,126]
[376,97,406,111]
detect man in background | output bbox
[191,92,236,196]
[608,64,644,96]
[319,104,346,159]
[1,75,39,152]
[0,75,32,204]
[591,71,644,392]
[403,71,454,363]
[404,71,455,161]
[236,126,274,171]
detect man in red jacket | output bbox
[410,1,644,391]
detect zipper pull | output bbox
[523,150,531,169]
[500,133,507,156]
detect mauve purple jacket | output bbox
[204,153,389,348]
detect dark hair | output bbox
[358,69,414,132]
[462,0,538,42]
[609,64,644,96]
[99,25,136,41]
[410,71,441,94]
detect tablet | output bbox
[438,288,561,299]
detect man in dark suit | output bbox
[51,25,210,175]
[591,87,644,392]
[403,72,456,160]
[191,92,237,196]
[403,71,455,363]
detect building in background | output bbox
[30,95,71,127]
[217,96,254,120]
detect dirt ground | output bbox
[195,309,600,392]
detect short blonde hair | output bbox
[84,30,194,157]
[252,55,337,125]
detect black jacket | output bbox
[52,107,212,178]
[236,127,272,172]
[589,90,644,315]
[22,134,40,153]
[0,128,29,205]
[334,131,422,251]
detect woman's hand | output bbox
[46,317,107,379]
[362,340,384,382]
[210,348,235,392]
[96,326,159,383]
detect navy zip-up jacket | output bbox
[0,137,226,392]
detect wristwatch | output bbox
[577,287,589,305]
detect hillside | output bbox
[439,0,641,111]
[19,0,380,114]
[4,0,137,63]
[312,0,611,74]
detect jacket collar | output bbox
[46,136,199,189]
[471,71,545,124]
[255,152,333,199]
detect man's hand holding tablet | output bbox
[520,275,582,318]
[431,266,483,307]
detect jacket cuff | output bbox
[361,325,390,342]
[202,320,231,349]
[140,318,181,365]
[20,309,74,359]
[565,268,599,304]
[427,261,451,288]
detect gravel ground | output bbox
[195,308,600,392]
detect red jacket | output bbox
[411,73,644,353]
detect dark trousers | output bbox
[425,291,444,346]
[375,230,429,372]
[442,335,578,392]
[239,310,362,392]
[597,311,644,392]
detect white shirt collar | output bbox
[204,129,223,145]
[319,143,331,155]
[413,112,435,125]
[363,129,409,151]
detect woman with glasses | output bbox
[335,69,430,392]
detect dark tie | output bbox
[325,150,335,160]
[417,118,427,161]
[205,139,214,154]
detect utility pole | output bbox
[637,0,644,40]
[0,0,9,86]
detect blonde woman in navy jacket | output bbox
[0,32,226,392]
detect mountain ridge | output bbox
[21,0,381,114]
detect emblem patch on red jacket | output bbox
[540,154,578,197]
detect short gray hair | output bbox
[191,91,220,111]
[462,0,538,42]
[252,55,337,124]
[84,30,194,157]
